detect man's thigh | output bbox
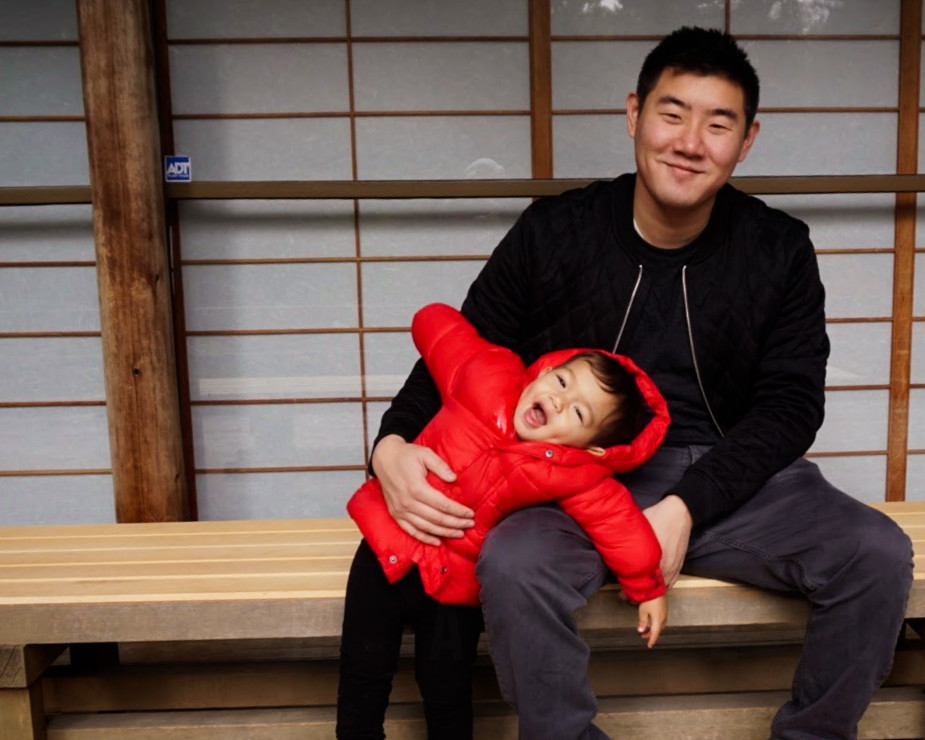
[684,457,901,593]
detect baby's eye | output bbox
[557,374,566,388]
[574,407,583,422]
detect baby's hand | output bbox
[637,595,667,648]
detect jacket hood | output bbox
[523,348,670,473]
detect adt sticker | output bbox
[165,155,192,182]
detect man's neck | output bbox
[632,191,715,250]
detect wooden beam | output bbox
[37,688,925,740]
[886,0,922,501]
[529,0,553,178]
[0,645,67,689]
[9,173,925,205]
[0,684,46,740]
[75,0,188,522]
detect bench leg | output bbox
[0,684,46,740]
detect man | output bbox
[370,26,912,740]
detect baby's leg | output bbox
[408,577,484,740]
[336,540,405,740]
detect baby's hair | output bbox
[565,352,646,448]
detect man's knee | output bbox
[477,509,554,592]
[477,506,607,608]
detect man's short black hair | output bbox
[636,26,760,128]
[566,351,646,449]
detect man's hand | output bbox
[637,594,668,648]
[643,494,693,588]
[371,435,474,545]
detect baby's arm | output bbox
[558,478,667,604]
[411,303,497,398]
[637,594,667,648]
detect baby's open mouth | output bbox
[525,403,547,427]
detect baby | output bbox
[336,303,670,740]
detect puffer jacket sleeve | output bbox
[558,478,667,603]
[412,303,497,400]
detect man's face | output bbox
[513,359,617,449]
[626,68,760,215]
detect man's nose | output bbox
[675,123,704,156]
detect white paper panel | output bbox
[0,205,94,262]
[743,40,897,108]
[355,116,531,180]
[183,263,358,331]
[358,198,527,257]
[179,200,355,260]
[0,122,89,186]
[732,0,899,35]
[0,475,114,526]
[173,119,351,181]
[0,338,105,402]
[551,0,722,35]
[810,389,888,454]
[913,323,925,384]
[0,407,111,470]
[353,42,528,112]
[0,0,78,40]
[826,323,891,387]
[552,41,652,111]
[737,113,896,177]
[166,0,345,39]
[552,114,636,179]
[907,454,925,502]
[169,44,349,115]
[188,333,362,401]
[0,47,83,116]
[192,403,364,469]
[363,331,417,397]
[196,470,365,520]
[0,266,100,332]
[909,389,925,450]
[817,253,893,320]
[761,194,894,250]
[810,455,887,504]
[361,260,485,328]
[350,0,527,36]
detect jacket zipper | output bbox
[682,265,725,438]
[612,265,643,353]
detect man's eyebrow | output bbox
[656,94,739,121]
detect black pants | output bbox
[336,540,484,739]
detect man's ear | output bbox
[737,119,761,163]
[586,445,606,457]
[625,91,640,138]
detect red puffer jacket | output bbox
[348,303,670,607]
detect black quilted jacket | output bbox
[376,174,830,528]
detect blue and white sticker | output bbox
[164,155,192,182]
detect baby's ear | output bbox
[586,445,606,457]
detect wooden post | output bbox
[76,0,188,522]
[887,0,921,501]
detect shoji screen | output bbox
[164,0,531,518]
[0,1,113,524]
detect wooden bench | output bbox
[1,502,923,739]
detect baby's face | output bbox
[513,358,617,448]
